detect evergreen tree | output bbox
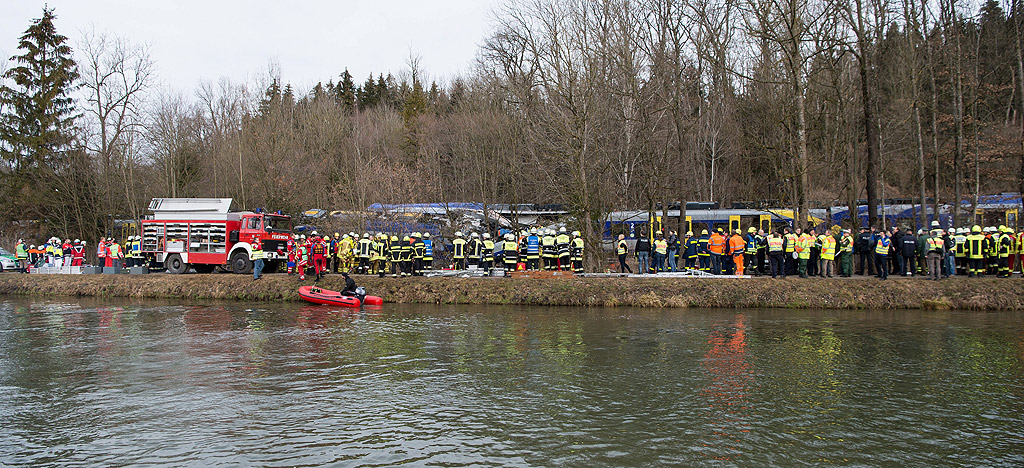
[379,74,394,108]
[0,7,80,172]
[357,73,378,109]
[336,69,356,109]
[257,79,282,117]
[310,82,326,102]
[0,7,80,222]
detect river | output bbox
[1,298,1022,467]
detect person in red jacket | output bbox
[310,232,328,281]
[97,238,107,267]
[72,240,86,266]
[297,235,310,281]
[286,234,297,275]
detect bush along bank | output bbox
[1,274,1023,310]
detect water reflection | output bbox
[0,298,1022,467]
[699,314,753,461]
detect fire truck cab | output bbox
[142,198,292,274]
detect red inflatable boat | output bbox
[298,286,383,308]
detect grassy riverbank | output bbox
[1,273,1022,310]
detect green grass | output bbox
[0,273,1022,310]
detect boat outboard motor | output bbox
[355,286,366,303]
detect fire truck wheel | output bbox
[166,254,188,275]
[230,251,253,274]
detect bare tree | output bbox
[78,30,154,225]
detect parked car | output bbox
[0,247,18,272]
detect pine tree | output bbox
[0,7,80,222]
[357,73,378,109]
[257,79,282,117]
[0,7,80,172]
[337,69,356,109]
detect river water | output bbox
[0,298,1022,467]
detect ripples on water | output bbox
[0,298,1022,467]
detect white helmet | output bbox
[572,231,580,237]
[81,241,86,245]
[455,231,463,237]
[559,226,566,233]
[530,228,538,234]
[483,233,491,239]
[74,239,80,243]
[505,233,513,240]
[471,232,479,238]
[362,233,369,238]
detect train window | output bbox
[608,223,630,239]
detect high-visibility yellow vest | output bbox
[954,235,967,257]
[503,240,518,261]
[768,236,783,252]
[617,240,627,255]
[452,238,466,259]
[966,234,985,259]
[875,237,890,255]
[927,236,943,253]
[821,236,836,260]
[572,237,584,260]
[483,240,495,260]
[784,233,797,252]
[654,239,668,255]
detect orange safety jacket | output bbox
[728,235,746,256]
[709,234,726,254]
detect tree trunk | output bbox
[948,0,965,226]
[915,104,928,229]
[925,0,941,224]
[1014,0,1024,214]
[796,87,809,230]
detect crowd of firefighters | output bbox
[12,222,1021,280]
[282,227,585,280]
[616,222,1024,279]
[11,236,146,272]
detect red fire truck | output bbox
[141,198,292,274]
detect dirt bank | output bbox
[1,273,1022,310]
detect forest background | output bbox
[2,0,1024,264]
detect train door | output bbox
[685,216,692,235]
[729,215,740,233]
[1007,209,1017,229]
[759,215,771,232]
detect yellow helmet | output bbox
[391,235,398,241]
[747,227,756,233]
[972,225,981,233]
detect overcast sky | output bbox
[1,0,500,94]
